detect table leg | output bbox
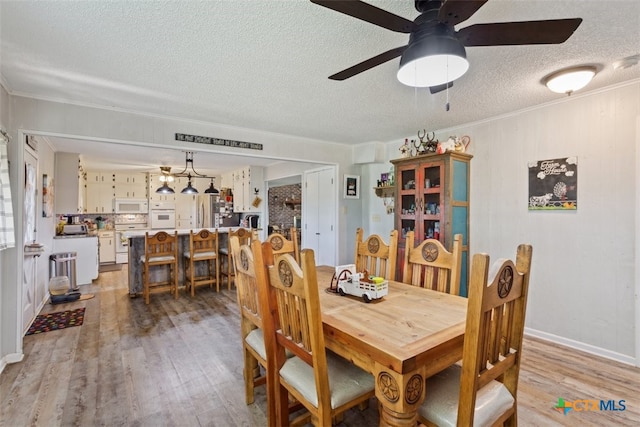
[374,361,424,427]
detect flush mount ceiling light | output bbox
[542,66,597,95]
[155,151,217,194]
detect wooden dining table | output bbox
[315,266,468,427]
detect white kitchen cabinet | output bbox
[54,153,85,214]
[52,236,99,285]
[232,166,263,212]
[86,172,115,213]
[87,171,113,184]
[175,193,196,229]
[98,230,116,264]
[114,172,147,198]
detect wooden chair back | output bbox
[189,228,218,257]
[402,231,463,295]
[230,236,262,332]
[354,228,398,280]
[266,228,300,263]
[258,244,329,426]
[458,244,533,425]
[229,227,254,245]
[144,230,178,262]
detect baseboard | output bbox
[0,352,24,374]
[525,327,638,367]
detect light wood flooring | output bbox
[1,266,639,426]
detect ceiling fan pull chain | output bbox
[445,58,451,112]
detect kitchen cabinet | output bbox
[175,193,196,229]
[232,166,263,212]
[391,152,472,295]
[52,236,99,285]
[54,153,85,214]
[114,172,147,198]
[98,230,116,264]
[86,183,115,213]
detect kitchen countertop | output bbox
[54,234,99,239]
[122,227,242,239]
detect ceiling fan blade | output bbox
[311,0,416,33]
[458,18,583,46]
[329,46,408,80]
[429,81,453,94]
[438,0,488,26]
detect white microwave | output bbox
[114,198,149,214]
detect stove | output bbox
[114,217,148,264]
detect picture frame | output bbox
[343,174,360,199]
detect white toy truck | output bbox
[334,264,388,303]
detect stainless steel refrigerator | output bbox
[196,194,240,228]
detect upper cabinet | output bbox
[54,153,85,214]
[391,152,472,295]
[232,166,263,213]
[114,172,147,198]
[85,172,115,213]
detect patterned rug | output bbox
[25,308,86,336]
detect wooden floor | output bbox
[1,267,639,426]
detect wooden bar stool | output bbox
[219,227,254,290]
[140,231,178,304]
[184,229,220,296]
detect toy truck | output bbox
[334,264,388,303]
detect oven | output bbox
[149,202,176,229]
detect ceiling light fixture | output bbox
[155,151,217,195]
[542,66,597,95]
[397,30,469,88]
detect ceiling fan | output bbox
[311,0,582,93]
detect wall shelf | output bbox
[284,199,301,208]
[374,186,395,198]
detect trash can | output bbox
[49,252,78,291]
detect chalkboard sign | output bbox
[528,157,577,210]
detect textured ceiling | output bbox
[1,0,639,171]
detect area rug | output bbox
[25,308,85,336]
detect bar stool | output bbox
[184,229,220,295]
[220,227,254,290]
[140,231,178,304]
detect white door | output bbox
[22,148,38,333]
[303,167,336,266]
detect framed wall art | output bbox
[343,174,360,199]
[528,157,577,210]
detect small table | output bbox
[316,266,467,427]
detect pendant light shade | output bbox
[180,176,198,194]
[204,178,219,194]
[397,34,469,88]
[156,182,175,194]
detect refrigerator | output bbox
[196,194,240,228]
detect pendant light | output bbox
[155,166,175,194]
[155,151,216,194]
[204,178,219,194]
[180,174,198,194]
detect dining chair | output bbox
[402,231,463,295]
[140,230,178,304]
[258,243,375,427]
[266,227,300,264]
[184,229,219,296]
[354,227,399,280]
[229,235,267,405]
[418,244,533,427]
[219,227,254,290]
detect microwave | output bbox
[114,198,149,214]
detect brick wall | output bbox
[268,184,301,233]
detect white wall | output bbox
[366,82,640,364]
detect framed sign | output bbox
[528,157,577,210]
[343,175,360,199]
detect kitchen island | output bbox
[124,227,250,296]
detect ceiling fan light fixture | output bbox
[397,36,469,87]
[543,66,597,95]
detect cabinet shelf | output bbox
[374,186,395,198]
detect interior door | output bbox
[303,167,336,266]
[22,147,38,333]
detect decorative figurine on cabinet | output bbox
[330,264,388,303]
[399,138,411,158]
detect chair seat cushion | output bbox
[140,255,176,263]
[218,247,229,255]
[280,351,374,410]
[245,328,293,361]
[417,364,515,427]
[184,250,217,259]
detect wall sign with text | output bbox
[528,157,577,210]
[175,133,263,150]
